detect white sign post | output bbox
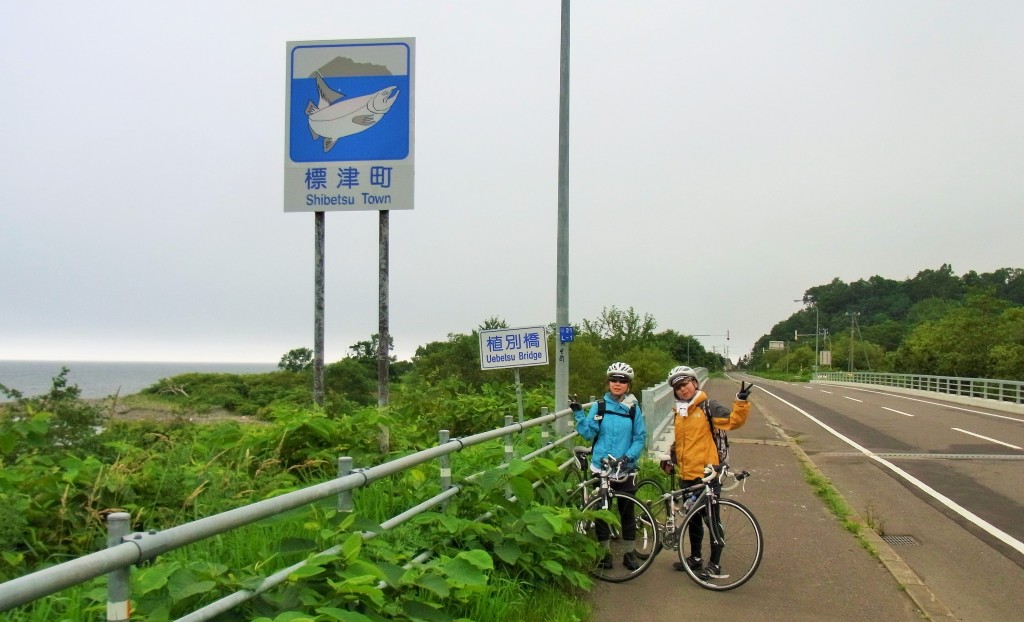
[285,38,415,212]
[479,326,550,423]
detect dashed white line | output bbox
[882,406,914,417]
[820,390,833,394]
[843,396,863,403]
[951,427,1022,450]
[814,383,1024,424]
[756,385,1024,557]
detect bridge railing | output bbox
[814,371,1024,405]
[0,407,582,619]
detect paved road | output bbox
[589,374,1024,621]
[588,376,928,622]
[744,373,1024,622]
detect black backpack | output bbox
[699,400,730,463]
[593,399,637,445]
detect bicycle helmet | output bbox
[606,361,634,382]
[667,365,698,388]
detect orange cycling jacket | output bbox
[672,391,750,481]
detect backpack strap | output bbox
[700,399,730,459]
[592,399,636,445]
[699,399,714,434]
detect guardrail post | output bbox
[503,415,514,498]
[106,512,131,622]
[337,457,354,512]
[439,430,452,501]
[539,408,550,446]
[503,415,514,464]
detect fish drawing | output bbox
[305,72,399,152]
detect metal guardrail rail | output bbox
[1,369,710,619]
[814,371,1024,404]
[0,407,583,619]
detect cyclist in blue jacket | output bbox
[571,361,647,570]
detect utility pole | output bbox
[845,312,859,372]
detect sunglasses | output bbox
[672,379,694,389]
[609,376,630,384]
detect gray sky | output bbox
[2,1,1022,365]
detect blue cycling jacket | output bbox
[575,392,646,472]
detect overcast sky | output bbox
[2,1,1022,366]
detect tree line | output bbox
[744,264,1024,380]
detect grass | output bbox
[798,459,879,558]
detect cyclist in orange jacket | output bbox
[666,365,753,578]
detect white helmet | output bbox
[667,365,698,388]
[606,362,634,381]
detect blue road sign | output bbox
[559,326,575,343]
[284,38,415,212]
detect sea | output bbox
[0,360,278,403]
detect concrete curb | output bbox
[760,410,959,621]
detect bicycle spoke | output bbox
[578,492,659,583]
[677,498,763,590]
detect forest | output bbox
[746,264,1024,381]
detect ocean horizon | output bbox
[0,360,278,402]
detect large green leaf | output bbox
[168,568,217,600]
[133,561,180,595]
[523,510,555,540]
[415,573,450,598]
[288,564,326,580]
[316,607,375,622]
[455,549,493,571]
[492,539,521,565]
[507,476,534,504]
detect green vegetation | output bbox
[2,273,1020,618]
[746,264,1024,380]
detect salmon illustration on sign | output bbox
[305,72,400,152]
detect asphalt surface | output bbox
[747,374,1024,621]
[587,377,936,622]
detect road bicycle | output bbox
[639,463,763,590]
[562,445,596,508]
[571,454,660,583]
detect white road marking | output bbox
[843,396,863,403]
[882,406,914,417]
[951,427,1022,450]
[757,384,1024,556]
[820,390,833,394]
[816,383,1024,424]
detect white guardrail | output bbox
[813,371,1024,414]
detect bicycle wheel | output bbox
[577,492,659,583]
[677,498,763,591]
[632,479,668,560]
[633,478,665,507]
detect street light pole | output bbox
[814,303,819,374]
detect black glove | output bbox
[737,381,755,401]
[568,394,582,412]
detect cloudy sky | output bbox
[1,1,1021,365]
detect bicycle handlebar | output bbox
[599,455,630,482]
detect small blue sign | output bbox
[559,326,575,343]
